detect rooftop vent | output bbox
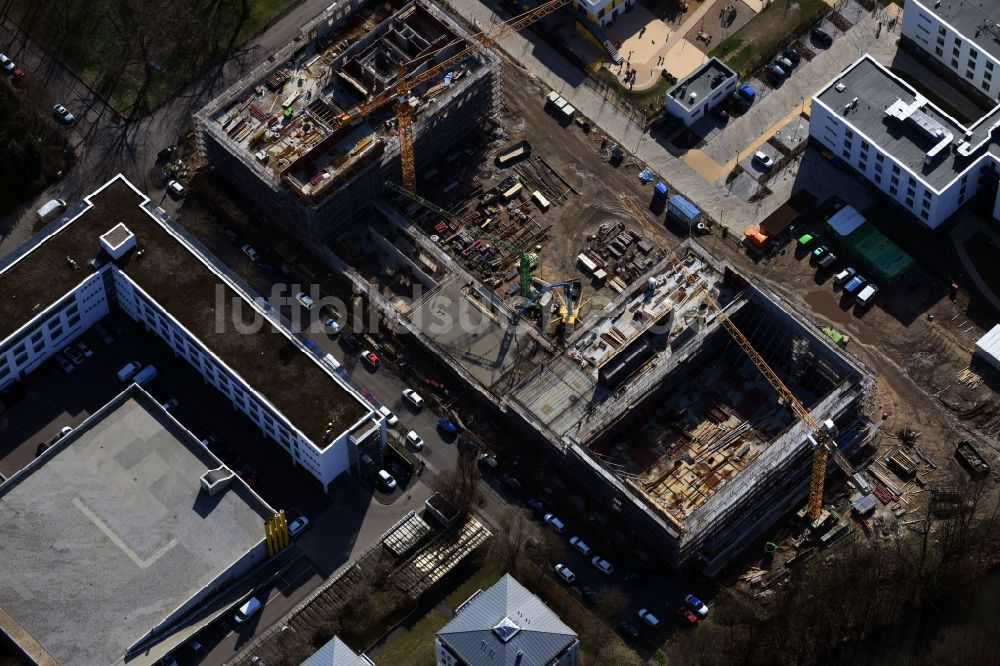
[492,616,521,643]
[100,223,136,260]
[200,466,235,496]
[834,82,846,93]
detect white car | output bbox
[378,405,399,427]
[569,536,592,557]
[323,316,341,334]
[234,597,262,624]
[554,563,576,584]
[543,513,565,533]
[294,291,315,309]
[753,150,774,170]
[167,180,186,198]
[53,104,75,123]
[288,516,310,537]
[0,54,15,72]
[406,430,425,450]
[402,388,424,409]
[161,398,179,411]
[638,608,660,628]
[242,244,259,262]
[378,469,397,490]
[591,556,614,575]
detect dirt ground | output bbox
[710,230,999,494]
[684,0,758,54]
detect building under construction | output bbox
[195,0,502,244]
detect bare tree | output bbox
[436,450,481,512]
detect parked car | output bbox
[526,498,545,515]
[833,267,857,286]
[406,430,425,450]
[543,513,565,533]
[843,274,867,296]
[167,180,186,198]
[638,608,661,628]
[340,333,362,351]
[53,104,75,123]
[478,453,498,468]
[377,405,398,427]
[157,145,177,162]
[437,418,459,434]
[767,63,787,81]
[378,469,397,490]
[161,398,180,411]
[64,347,84,365]
[685,594,709,618]
[0,53,15,72]
[618,621,641,640]
[499,473,521,491]
[402,388,424,409]
[812,26,834,47]
[581,586,599,604]
[361,350,380,369]
[811,244,830,261]
[233,597,262,624]
[782,47,801,66]
[318,315,340,335]
[75,341,93,358]
[569,536,592,557]
[288,516,310,537]
[817,251,837,270]
[775,56,794,72]
[294,291,315,309]
[857,283,879,307]
[591,556,614,575]
[241,244,260,262]
[677,605,699,624]
[753,151,774,170]
[554,563,576,584]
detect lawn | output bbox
[373,607,449,666]
[3,0,301,115]
[0,86,68,219]
[592,65,673,118]
[709,0,829,76]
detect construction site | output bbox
[195,0,502,244]
[193,0,882,574]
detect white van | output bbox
[133,365,157,386]
[233,596,262,624]
[117,361,141,382]
[37,198,66,223]
[856,284,879,307]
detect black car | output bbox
[812,26,833,47]
[340,333,362,351]
[618,622,641,640]
[767,63,787,81]
[782,47,801,66]
[157,145,177,162]
[581,587,599,604]
[526,497,545,515]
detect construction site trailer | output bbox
[503,182,523,200]
[532,190,551,210]
[667,194,701,227]
[546,90,565,108]
[577,253,598,275]
[495,141,531,166]
[974,324,1000,372]
[592,268,608,283]
[561,104,575,121]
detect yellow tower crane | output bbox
[334,0,571,191]
[618,194,853,521]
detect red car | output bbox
[362,350,380,369]
[677,606,698,624]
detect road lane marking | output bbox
[73,497,177,568]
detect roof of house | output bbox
[0,176,369,447]
[814,55,999,191]
[0,387,272,665]
[666,58,736,111]
[437,575,577,666]
[915,0,1000,62]
[301,635,374,666]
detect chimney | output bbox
[100,223,136,260]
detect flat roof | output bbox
[814,55,998,190]
[0,389,273,665]
[916,0,1000,61]
[667,58,736,112]
[0,176,369,445]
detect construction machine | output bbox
[619,195,854,521]
[334,0,571,191]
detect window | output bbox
[922,200,930,210]
[970,49,978,59]
[891,175,900,186]
[938,25,946,35]
[967,70,975,80]
[876,153,884,163]
[908,175,916,187]
[921,210,929,220]
[889,185,898,195]
[892,164,900,175]
[907,186,915,197]
[986,70,993,82]
[954,37,962,46]
[845,129,854,139]
[984,80,992,91]
[875,172,883,183]
[937,36,945,47]
[953,47,960,57]
[952,58,960,69]
[918,12,930,23]
[988,61,994,72]
[875,163,883,174]
[905,196,914,207]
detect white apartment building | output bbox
[664,58,738,126]
[574,0,637,28]
[0,175,383,491]
[811,54,1000,229]
[902,0,1000,103]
